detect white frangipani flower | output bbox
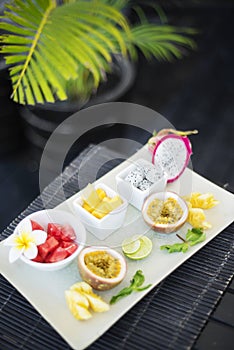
[4,219,47,263]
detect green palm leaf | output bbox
[0,0,130,105]
[0,0,196,105]
[127,24,196,61]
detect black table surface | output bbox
[0,2,234,349]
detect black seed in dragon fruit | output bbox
[125,170,144,187]
[138,179,153,191]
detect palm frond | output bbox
[0,0,196,105]
[98,0,129,11]
[127,24,196,61]
[0,0,130,105]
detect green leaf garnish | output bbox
[160,227,206,253]
[186,227,204,242]
[188,232,206,246]
[110,270,151,304]
[160,242,189,253]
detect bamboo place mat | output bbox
[0,145,234,350]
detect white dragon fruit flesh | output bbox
[149,129,198,183]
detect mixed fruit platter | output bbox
[3,128,220,321]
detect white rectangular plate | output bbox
[1,146,234,350]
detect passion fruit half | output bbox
[77,246,127,291]
[142,191,189,234]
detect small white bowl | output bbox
[72,183,128,240]
[142,191,189,234]
[18,209,86,271]
[116,158,167,210]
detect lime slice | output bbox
[122,235,141,255]
[125,236,152,260]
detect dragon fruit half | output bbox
[148,129,198,183]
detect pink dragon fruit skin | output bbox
[152,134,193,183]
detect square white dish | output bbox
[0,146,234,350]
[72,183,128,240]
[115,158,167,210]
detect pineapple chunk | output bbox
[81,183,123,218]
[83,293,110,312]
[96,188,106,200]
[65,290,89,309]
[184,192,219,209]
[92,210,107,219]
[82,183,100,209]
[70,281,93,294]
[82,202,93,213]
[103,195,123,211]
[92,195,123,219]
[92,201,110,219]
[187,207,212,229]
[71,282,109,312]
[65,291,91,320]
[65,282,110,320]
[72,304,92,320]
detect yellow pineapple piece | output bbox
[70,281,93,294]
[66,282,109,318]
[103,195,123,211]
[82,202,93,213]
[72,282,109,312]
[92,210,107,219]
[92,196,122,219]
[81,184,123,219]
[82,183,101,210]
[96,188,106,200]
[65,290,89,309]
[187,207,212,229]
[70,302,92,320]
[83,293,110,312]
[92,201,109,219]
[65,290,91,320]
[73,303,92,320]
[184,192,219,209]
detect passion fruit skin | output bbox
[146,218,187,234]
[77,247,127,291]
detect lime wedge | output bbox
[125,236,152,260]
[122,235,141,255]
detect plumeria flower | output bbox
[4,219,47,263]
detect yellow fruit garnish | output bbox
[65,290,89,309]
[103,195,122,210]
[82,202,93,213]
[91,210,107,219]
[82,184,100,209]
[92,201,110,219]
[65,282,110,320]
[187,208,212,229]
[71,281,93,294]
[81,184,123,219]
[83,293,110,313]
[96,188,106,200]
[184,192,219,209]
[65,291,92,320]
[184,192,219,230]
